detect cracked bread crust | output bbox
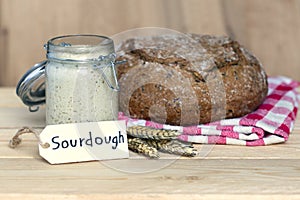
[116,34,268,126]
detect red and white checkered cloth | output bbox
[119,76,300,146]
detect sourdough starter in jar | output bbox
[45,35,118,125]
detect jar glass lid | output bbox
[16,60,47,112]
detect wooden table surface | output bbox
[1,87,300,200]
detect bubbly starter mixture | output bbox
[46,61,118,125]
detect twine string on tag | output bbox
[9,127,50,149]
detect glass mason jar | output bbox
[45,35,119,125]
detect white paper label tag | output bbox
[38,120,129,164]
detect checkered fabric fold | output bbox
[119,76,300,146]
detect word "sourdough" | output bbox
[51,131,125,150]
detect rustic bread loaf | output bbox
[116,34,268,126]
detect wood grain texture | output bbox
[0,159,300,199]
[0,0,226,86]
[1,0,299,85]
[223,0,300,81]
[0,88,24,107]
[0,88,300,199]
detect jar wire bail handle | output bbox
[98,59,127,92]
[99,61,120,92]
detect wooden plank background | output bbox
[0,0,299,86]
